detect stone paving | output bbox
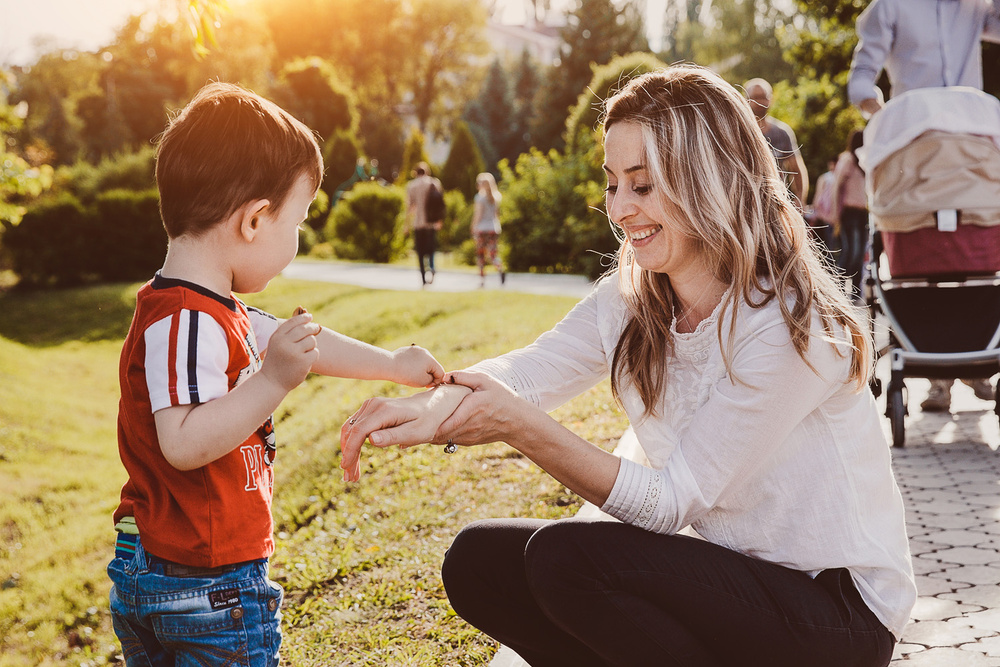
[284,259,1000,665]
[888,377,1000,665]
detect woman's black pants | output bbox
[441,518,894,667]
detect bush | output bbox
[498,147,618,280]
[5,188,166,287]
[90,188,166,282]
[55,147,157,203]
[326,182,406,262]
[436,190,472,253]
[4,193,93,287]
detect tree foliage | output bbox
[531,0,649,152]
[440,120,486,201]
[273,57,358,142]
[398,128,431,185]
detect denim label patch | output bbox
[208,588,241,610]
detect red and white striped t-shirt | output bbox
[114,274,281,567]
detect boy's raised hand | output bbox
[390,344,445,387]
[261,307,321,392]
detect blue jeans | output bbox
[108,535,283,666]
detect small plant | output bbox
[326,182,407,263]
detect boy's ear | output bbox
[239,199,271,242]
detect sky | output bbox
[0,0,668,67]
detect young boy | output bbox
[108,82,444,666]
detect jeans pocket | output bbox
[153,606,250,666]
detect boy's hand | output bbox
[261,308,320,392]
[391,344,444,387]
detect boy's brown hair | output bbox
[155,82,323,238]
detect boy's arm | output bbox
[310,325,444,387]
[156,313,319,470]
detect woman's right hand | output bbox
[339,383,472,482]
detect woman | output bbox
[833,128,868,301]
[340,66,914,667]
[472,171,506,287]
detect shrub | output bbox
[90,188,166,282]
[437,189,472,253]
[55,147,157,203]
[5,193,93,287]
[326,182,406,263]
[498,147,617,280]
[5,188,167,287]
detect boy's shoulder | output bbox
[135,274,241,320]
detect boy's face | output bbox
[237,173,316,293]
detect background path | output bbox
[283,258,1000,665]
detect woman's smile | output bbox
[627,225,662,245]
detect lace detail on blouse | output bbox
[635,469,662,529]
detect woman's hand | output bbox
[390,344,445,387]
[435,370,532,447]
[339,383,471,482]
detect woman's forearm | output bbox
[506,409,621,508]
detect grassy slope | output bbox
[0,278,627,666]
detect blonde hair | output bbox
[476,172,501,204]
[602,65,872,416]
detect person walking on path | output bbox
[744,77,809,210]
[832,129,869,302]
[848,0,1000,118]
[471,172,506,288]
[847,0,999,412]
[405,162,443,286]
[342,65,915,667]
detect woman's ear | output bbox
[238,199,271,242]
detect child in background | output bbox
[108,82,443,666]
[471,172,506,287]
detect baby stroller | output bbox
[862,87,1000,447]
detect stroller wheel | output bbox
[889,387,906,448]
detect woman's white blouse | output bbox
[471,276,916,639]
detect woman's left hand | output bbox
[434,370,534,448]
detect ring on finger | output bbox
[444,439,457,454]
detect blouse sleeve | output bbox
[602,316,851,534]
[468,280,614,412]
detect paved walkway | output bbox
[283,259,1000,665]
[281,259,595,298]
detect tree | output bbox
[509,48,541,160]
[0,70,53,231]
[691,0,794,84]
[440,121,486,200]
[403,0,491,133]
[531,0,649,152]
[465,58,516,171]
[273,57,358,142]
[564,51,667,153]
[398,127,431,184]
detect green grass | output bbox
[0,278,627,666]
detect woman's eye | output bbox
[604,184,618,194]
[632,184,651,195]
